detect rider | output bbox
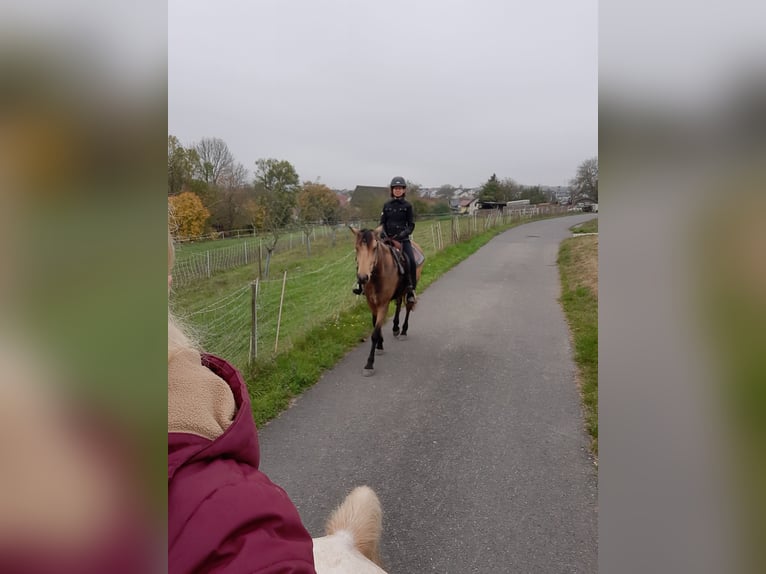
[353,176,417,303]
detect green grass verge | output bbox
[572,217,598,234]
[557,236,599,455]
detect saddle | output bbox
[383,239,425,277]
[384,240,408,276]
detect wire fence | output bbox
[171,206,569,370]
[172,223,373,288]
[172,207,565,288]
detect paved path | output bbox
[259,214,598,573]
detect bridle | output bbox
[356,232,381,282]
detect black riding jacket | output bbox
[380,197,415,240]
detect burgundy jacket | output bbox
[168,354,316,573]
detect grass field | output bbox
[171,210,575,425]
[558,217,599,454]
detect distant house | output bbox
[455,198,479,215]
[351,185,389,201]
[350,185,390,221]
[477,200,506,212]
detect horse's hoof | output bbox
[398,334,407,340]
[376,348,384,354]
[362,368,374,377]
[393,330,400,338]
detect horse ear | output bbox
[348,225,359,236]
[373,225,383,236]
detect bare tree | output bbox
[193,137,235,187]
[569,157,598,203]
[436,184,456,201]
[210,163,251,231]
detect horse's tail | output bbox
[324,486,383,567]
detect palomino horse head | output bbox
[349,226,383,286]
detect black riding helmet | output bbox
[389,176,407,197]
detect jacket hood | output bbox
[168,354,259,481]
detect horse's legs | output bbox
[392,297,402,337]
[401,304,412,336]
[369,311,384,349]
[364,326,378,373]
[364,306,387,374]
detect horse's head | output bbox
[349,226,383,286]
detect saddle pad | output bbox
[412,244,425,266]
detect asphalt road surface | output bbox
[259,214,598,573]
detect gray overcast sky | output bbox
[169,0,597,190]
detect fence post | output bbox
[244,242,248,265]
[274,271,288,354]
[249,279,259,364]
[431,224,436,251]
[206,251,211,278]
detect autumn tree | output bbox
[296,181,341,255]
[169,191,210,240]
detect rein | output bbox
[357,234,391,280]
[370,238,380,276]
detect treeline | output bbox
[168,135,345,237]
[475,155,598,206]
[476,174,554,204]
[168,133,597,244]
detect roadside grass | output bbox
[558,229,599,455]
[572,217,598,234]
[697,201,765,570]
[172,212,575,426]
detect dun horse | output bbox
[350,226,424,376]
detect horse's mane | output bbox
[358,229,376,244]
